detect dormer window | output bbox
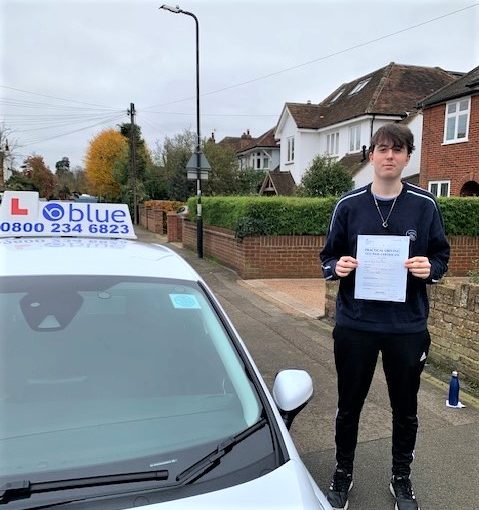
[330,88,345,103]
[348,78,370,95]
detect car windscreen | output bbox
[0,275,264,483]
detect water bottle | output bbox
[448,370,460,406]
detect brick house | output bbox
[418,65,479,196]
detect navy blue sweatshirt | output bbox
[320,182,450,333]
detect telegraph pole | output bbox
[127,103,138,224]
[0,139,9,187]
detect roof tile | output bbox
[286,63,458,130]
[419,65,479,106]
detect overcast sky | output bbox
[1,0,478,172]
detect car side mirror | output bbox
[272,369,313,429]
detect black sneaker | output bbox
[327,468,353,510]
[389,475,420,510]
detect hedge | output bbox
[437,197,479,236]
[186,195,479,239]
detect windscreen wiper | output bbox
[175,417,268,485]
[0,470,168,504]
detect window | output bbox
[349,125,361,152]
[330,88,344,103]
[287,136,295,163]
[326,132,339,155]
[429,180,450,197]
[252,151,270,170]
[444,97,470,143]
[348,78,370,95]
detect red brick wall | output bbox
[139,206,166,234]
[420,96,479,195]
[167,213,183,242]
[183,221,478,278]
[183,222,247,275]
[185,221,328,278]
[448,236,479,276]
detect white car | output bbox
[0,192,332,510]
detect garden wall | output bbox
[182,220,478,278]
[139,206,167,234]
[183,220,326,278]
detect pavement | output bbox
[134,226,479,509]
[238,278,325,319]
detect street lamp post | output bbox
[159,4,204,258]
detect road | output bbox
[137,228,479,509]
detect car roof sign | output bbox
[0,191,136,239]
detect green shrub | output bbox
[188,195,337,239]
[185,196,479,239]
[298,155,353,197]
[437,197,479,236]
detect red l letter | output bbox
[11,198,28,215]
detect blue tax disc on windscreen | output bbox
[169,294,201,309]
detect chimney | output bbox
[307,100,312,105]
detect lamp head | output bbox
[159,4,181,13]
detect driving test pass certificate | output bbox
[354,235,409,302]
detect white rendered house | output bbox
[274,62,460,188]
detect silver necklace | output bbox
[373,195,398,228]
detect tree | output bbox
[297,155,353,197]
[114,123,155,209]
[55,157,70,174]
[203,141,240,195]
[1,123,20,187]
[84,128,127,201]
[143,163,168,200]
[54,157,75,199]
[119,123,150,183]
[71,165,89,195]
[154,130,196,201]
[22,155,58,198]
[236,168,266,195]
[4,170,37,192]
[202,141,266,195]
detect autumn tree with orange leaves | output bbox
[84,128,127,201]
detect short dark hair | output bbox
[369,124,415,155]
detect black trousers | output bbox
[333,325,431,476]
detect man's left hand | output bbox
[405,256,431,279]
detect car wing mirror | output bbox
[272,369,313,429]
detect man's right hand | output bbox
[335,256,358,278]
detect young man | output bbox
[320,124,450,510]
